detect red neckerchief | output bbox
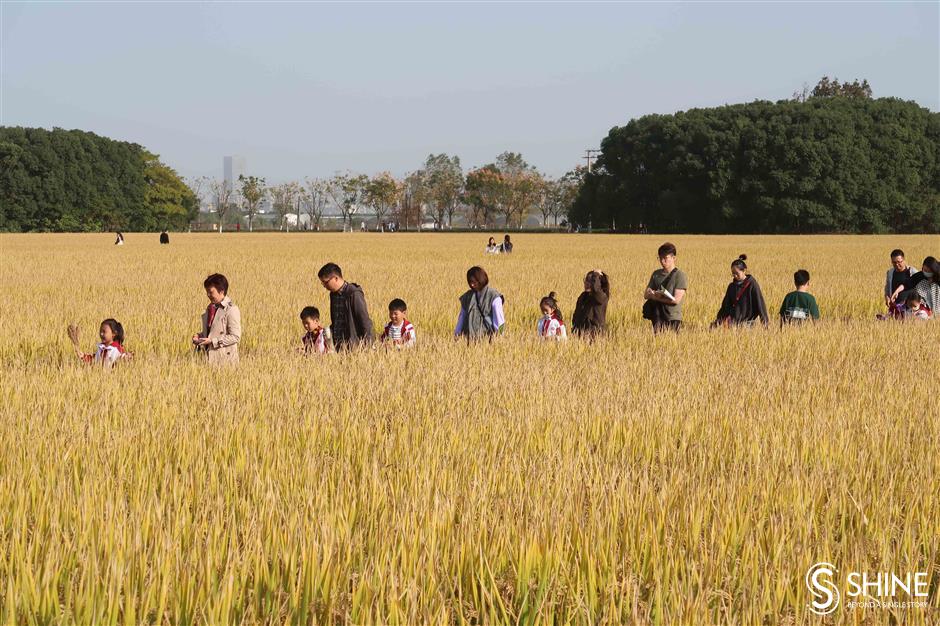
[383,319,412,340]
[207,302,222,327]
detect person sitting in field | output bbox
[884,249,915,307]
[317,262,374,351]
[500,234,513,254]
[381,298,416,348]
[537,292,567,340]
[779,269,820,327]
[712,254,769,327]
[889,256,939,317]
[572,270,610,338]
[298,306,332,355]
[68,318,132,367]
[485,237,501,254]
[192,273,241,365]
[455,266,505,340]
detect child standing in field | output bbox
[537,292,567,340]
[68,319,132,367]
[380,299,416,348]
[298,306,332,354]
[779,269,820,327]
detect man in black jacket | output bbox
[317,262,374,350]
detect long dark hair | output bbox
[585,271,610,297]
[100,318,125,344]
[540,291,563,323]
[923,256,939,284]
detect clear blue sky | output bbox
[2,2,937,183]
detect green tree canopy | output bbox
[572,97,939,233]
[0,127,197,232]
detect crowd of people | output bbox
[73,242,937,366]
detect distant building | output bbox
[223,156,246,193]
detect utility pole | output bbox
[583,149,601,173]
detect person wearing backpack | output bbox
[642,242,688,333]
[712,254,769,327]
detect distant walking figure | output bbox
[114,232,124,245]
[159,230,170,244]
[713,255,769,327]
[572,270,609,337]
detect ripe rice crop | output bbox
[0,233,937,625]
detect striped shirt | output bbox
[381,320,416,347]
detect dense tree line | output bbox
[0,127,197,232]
[572,95,940,233]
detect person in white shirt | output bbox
[381,299,416,348]
[537,292,567,340]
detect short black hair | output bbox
[905,292,922,304]
[300,306,320,320]
[388,298,407,312]
[203,273,229,294]
[890,249,905,259]
[794,269,810,287]
[658,242,677,257]
[317,263,343,280]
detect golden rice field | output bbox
[0,232,938,625]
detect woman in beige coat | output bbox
[192,273,241,365]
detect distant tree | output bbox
[302,177,330,231]
[238,174,266,232]
[207,178,237,233]
[269,181,301,231]
[810,76,873,99]
[397,170,426,230]
[327,172,368,232]
[423,154,463,228]
[142,153,198,229]
[468,152,542,229]
[572,97,939,233]
[365,172,400,230]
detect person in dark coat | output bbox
[713,254,769,327]
[500,234,513,254]
[159,230,170,244]
[317,262,374,351]
[572,270,609,337]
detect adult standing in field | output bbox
[192,273,241,365]
[317,262,374,350]
[114,232,124,246]
[572,270,610,338]
[455,266,505,340]
[891,256,940,316]
[485,237,500,254]
[642,242,688,333]
[712,255,769,327]
[159,230,170,244]
[884,249,915,307]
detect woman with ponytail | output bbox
[712,254,769,327]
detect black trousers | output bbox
[652,320,682,333]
